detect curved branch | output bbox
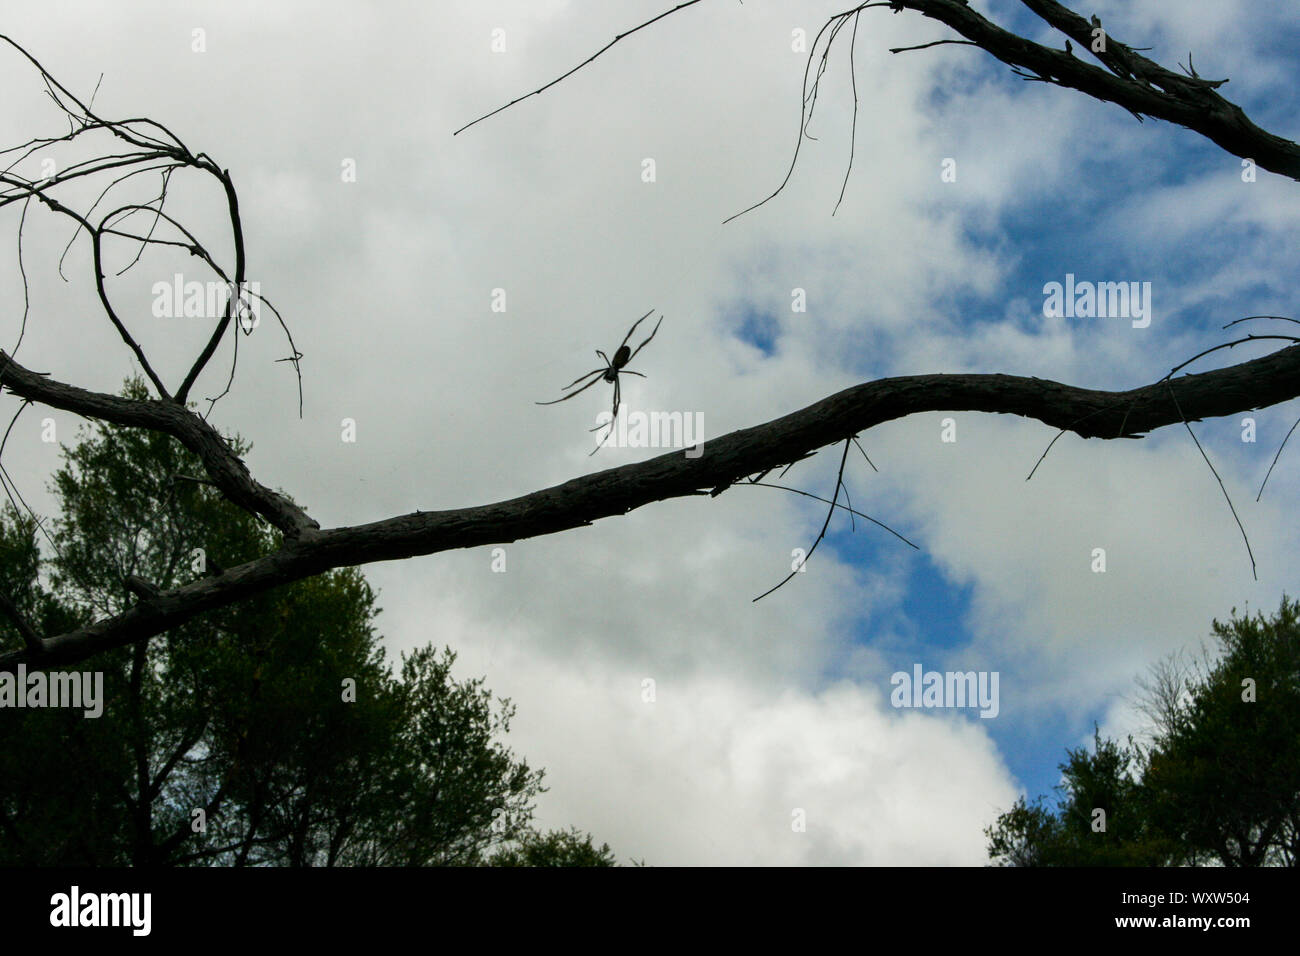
[91,214,171,399]
[890,0,1300,181]
[0,351,318,540]
[0,37,293,415]
[176,164,246,405]
[5,342,1298,671]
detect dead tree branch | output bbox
[892,1,1299,179]
[732,0,1299,219]
[0,32,303,410]
[0,351,317,539]
[3,342,1298,671]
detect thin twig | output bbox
[1256,415,1300,502]
[723,8,864,224]
[1223,315,1300,330]
[889,39,978,54]
[852,436,877,471]
[753,439,854,602]
[453,0,706,136]
[1165,382,1256,580]
[832,11,863,216]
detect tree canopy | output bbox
[985,597,1300,867]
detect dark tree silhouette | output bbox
[986,597,1300,866]
[0,394,553,865]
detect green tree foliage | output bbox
[1141,598,1300,866]
[984,729,1181,866]
[986,597,1300,866]
[0,379,611,866]
[489,827,618,867]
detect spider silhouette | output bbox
[537,309,663,454]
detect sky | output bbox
[2,0,1298,865]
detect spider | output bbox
[537,309,663,454]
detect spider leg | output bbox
[615,309,656,353]
[588,373,620,433]
[536,369,605,405]
[588,375,620,454]
[624,314,663,365]
[560,367,606,390]
[619,370,647,378]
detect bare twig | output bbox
[852,436,877,471]
[889,39,977,54]
[1256,416,1300,502]
[1224,315,1300,330]
[453,0,707,136]
[753,439,853,601]
[742,481,917,549]
[832,10,864,216]
[1164,382,1256,580]
[723,6,874,224]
